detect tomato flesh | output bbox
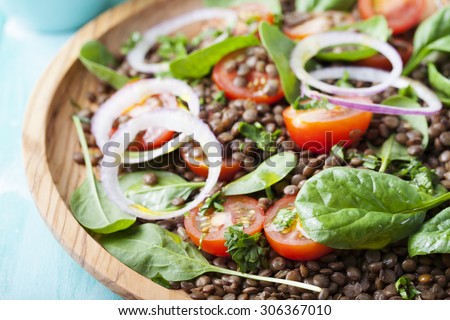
[283,101,372,153]
[264,195,333,261]
[185,196,265,256]
[181,148,241,182]
[354,38,413,70]
[110,95,176,151]
[212,49,284,104]
[358,0,425,35]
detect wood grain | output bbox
[22,0,205,300]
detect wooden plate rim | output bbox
[22,0,189,300]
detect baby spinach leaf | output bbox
[204,0,281,13]
[408,206,450,256]
[296,0,356,12]
[169,35,259,79]
[120,171,205,212]
[223,152,298,196]
[79,41,130,90]
[259,21,300,104]
[373,135,413,173]
[403,6,450,75]
[316,16,391,62]
[101,223,322,292]
[295,167,428,250]
[428,63,450,103]
[70,117,136,234]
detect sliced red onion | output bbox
[91,78,199,163]
[290,32,403,96]
[101,109,222,220]
[127,8,238,74]
[305,66,442,115]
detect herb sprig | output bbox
[395,276,421,300]
[238,122,281,152]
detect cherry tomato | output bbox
[264,195,333,261]
[181,147,242,182]
[354,38,413,70]
[358,0,425,35]
[185,196,265,256]
[283,100,373,153]
[283,11,354,40]
[110,95,176,151]
[233,2,274,35]
[212,49,284,104]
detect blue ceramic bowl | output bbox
[0,0,125,32]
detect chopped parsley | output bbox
[292,96,330,110]
[399,85,419,102]
[212,90,227,104]
[272,207,297,231]
[336,70,354,88]
[224,224,268,273]
[395,159,440,194]
[238,122,281,152]
[156,34,188,61]
[199,191,224,216]
[120,31,142,55]
[395,276,421,300]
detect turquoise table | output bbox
[0,19,120,299]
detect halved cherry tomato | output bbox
[354,38,413,70]
[109,95,176,151]
[185,195,265,256]
[181,147,241,181]
[283,11,354,40]
[233,2,274,35]
[212,49,284,104]
[358,0,425,35]
[264,195,333,261]
[283,99,373,153]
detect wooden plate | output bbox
[21,0,210,300]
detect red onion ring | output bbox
[127,8,238,74]
[290,32,403,96]
[305,66,442,115]
[101,109,222,220]
[91,78,199,164]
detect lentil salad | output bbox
[71,0,450,300]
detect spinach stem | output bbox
[379,158,389,173]
[265,186,274,201]
[210,266,322,293]
[402,192,450,213]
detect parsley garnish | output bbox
[238,122,281,152]
[395,276,421,300]
[395,159,439,194]
[199,191,224,216]
[212,91,227,104]
[224,224,268,273]
[156,34,188,61]
[292,96,330,110]
[272,207,297,231]
[120,31,142,55]
[336,70,354,88]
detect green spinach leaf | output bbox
[259,21,300,104]
[79,41,130,90]
[70,117,136,234]
[223,152,298,196]
[403,6,450,75]
[101,223,321,292]
[119,171,205,212]
[224,224,268,273]
[428,63,450,103]
[169,35,259,79]
[374,135,413,173]
[199,191,224,216]
[296,0,356,12]
[408,206,450,256]
[316,16,391,62]
[295,167,428,249]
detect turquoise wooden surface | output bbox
[0,20,121,300]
